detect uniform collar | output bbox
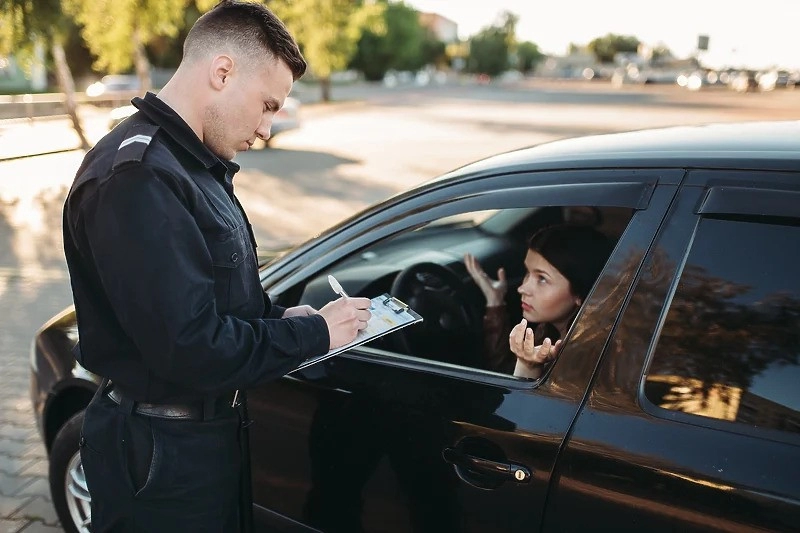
[132,92,240,176]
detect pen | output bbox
[327,274,349,298]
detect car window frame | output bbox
[266,169,683,379]
[262,170,658,290]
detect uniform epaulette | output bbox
[112,122,160,170]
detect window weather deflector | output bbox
[460,182,654,210]
[698,186,800,218]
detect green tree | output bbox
[467,29,505,76]
[0,0,90,149]
[588,33,640,64]
[517,41,543,73]
[350,1,431,82]
[498,11,518,55]
[64,0,185,91]
[420,31,447,69]
[268,0,385,102]
[466,11,519,76]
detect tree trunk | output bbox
[51,41,91,151]
[132,28,152,93]
[320,77,332,102]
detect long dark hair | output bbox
[527,224,614,340]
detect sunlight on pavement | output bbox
[0,151,83,202]
[0,152,79,297]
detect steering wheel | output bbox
[390,262,481,364]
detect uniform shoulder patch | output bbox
[112,122,160,170]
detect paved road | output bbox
[0,80,798,531]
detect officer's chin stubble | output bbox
[202,102,232,159]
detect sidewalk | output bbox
[0,107,109,162]
[0,98,368,162]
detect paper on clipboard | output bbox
[290,293,423,373]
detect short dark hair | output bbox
[184,0,306,80]
[528,224,614,300]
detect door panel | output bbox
[249,175,680,532]
[549,175,800,532]
[251,360,570,532]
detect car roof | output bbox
[439,121,800,179]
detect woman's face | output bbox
[517,250,582,331]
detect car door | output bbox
[247,169,683,532]
[545,170,800,531]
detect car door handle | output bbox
[442,447,531,483]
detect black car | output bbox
[31,121,800,533]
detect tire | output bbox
[49,411,92,533]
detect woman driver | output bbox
[464,224,613,378]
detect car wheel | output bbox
[49,411,92,533]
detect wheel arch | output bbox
[44,384,96,451]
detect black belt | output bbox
[106,387,239,421]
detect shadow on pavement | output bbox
[441,117,625,139]
[232,147,395,248]
[370,83,743,112]
[0,203,17,271]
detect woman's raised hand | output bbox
[464,253,507,307]
[509,318,562,370]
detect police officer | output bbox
[62,2,372,531]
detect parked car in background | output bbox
[31,121,800,533]
[730,70,759,92]
[758,69,798,91]
[85,74,140,98]
[107,96,302,145]
[85,70,174,106]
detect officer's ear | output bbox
[209,55,235,91]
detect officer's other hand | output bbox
[282,305,318,318]
[318,297,372,349]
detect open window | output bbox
[294,204,635,376]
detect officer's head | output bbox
[183,1,306,80]
[179,1,306,159]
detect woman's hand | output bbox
[509,318,562,370]
[464,253,507,307]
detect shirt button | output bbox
[230,252,239,263]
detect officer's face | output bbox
[204,55,293,160]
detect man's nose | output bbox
[256,118,272,141]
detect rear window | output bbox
[644,215,800,435]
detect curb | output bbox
[0,99,368,163]
[0,147,81,163]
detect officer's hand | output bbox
[282,305,317,318]
[318,297,372,349]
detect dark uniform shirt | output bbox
[63,92,329,403]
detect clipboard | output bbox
[290,293,423,373]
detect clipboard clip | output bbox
[383,296,409,313]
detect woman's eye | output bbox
[537,276,547,284]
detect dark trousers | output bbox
[80,390,242,532]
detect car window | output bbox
[644,215,800,434]
[305,205,634,377]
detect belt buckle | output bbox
[231,390,241,408]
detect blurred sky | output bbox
[406,0,799,70]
